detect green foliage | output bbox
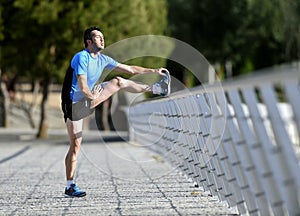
[0,5,3,41]
[0,4,3,62]
[1,0,300,84]
[167,0,300,77]
[0,0,168,83]
[168,0,247,61]
[283,0,300,61]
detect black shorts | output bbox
[61,98,95,122]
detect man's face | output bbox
[91,30,105,50]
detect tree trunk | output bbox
[36,78,50,139]
[102,99,111,131]
[0,69,9,127]
[19,81,39,128]
[95,99,112,131]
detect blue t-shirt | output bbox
[70,49,118,102]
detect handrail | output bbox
[128,66,300,215]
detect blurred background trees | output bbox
[1,0,167,84]
[0,0,299,135]
[167,0,300,82]
[0,0,167,136]
[1,0,299,85]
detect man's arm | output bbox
[77,75,101,100]
[114,63,166,76]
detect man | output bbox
[61,26,170,197]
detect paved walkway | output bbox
[0,129,238,215]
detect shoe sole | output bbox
[162,70,171,96]
[64,192,86,198]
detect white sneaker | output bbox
[152,69,171,96]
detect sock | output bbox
[66,180,75,189]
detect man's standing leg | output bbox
[64,118,86,197]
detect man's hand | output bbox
[92,84,103,100]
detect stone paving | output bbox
[0,129,238,215]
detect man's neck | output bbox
[86,47,100,58]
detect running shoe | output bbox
[64,184,86,197]
[152,69,171,96]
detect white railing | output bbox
[128,67,300,215]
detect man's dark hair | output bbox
[83,26,102,48]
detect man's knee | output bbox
[113,76,126,89]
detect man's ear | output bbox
[87,39,92,45]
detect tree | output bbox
[0,0,168,136]
[245,0,286,69]
[167,0,300,79]
[167,0,250,80]
[0,3,3,42]
[283,0,300,61]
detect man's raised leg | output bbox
[90,76,151,109]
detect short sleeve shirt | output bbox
[70,49,118,103]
